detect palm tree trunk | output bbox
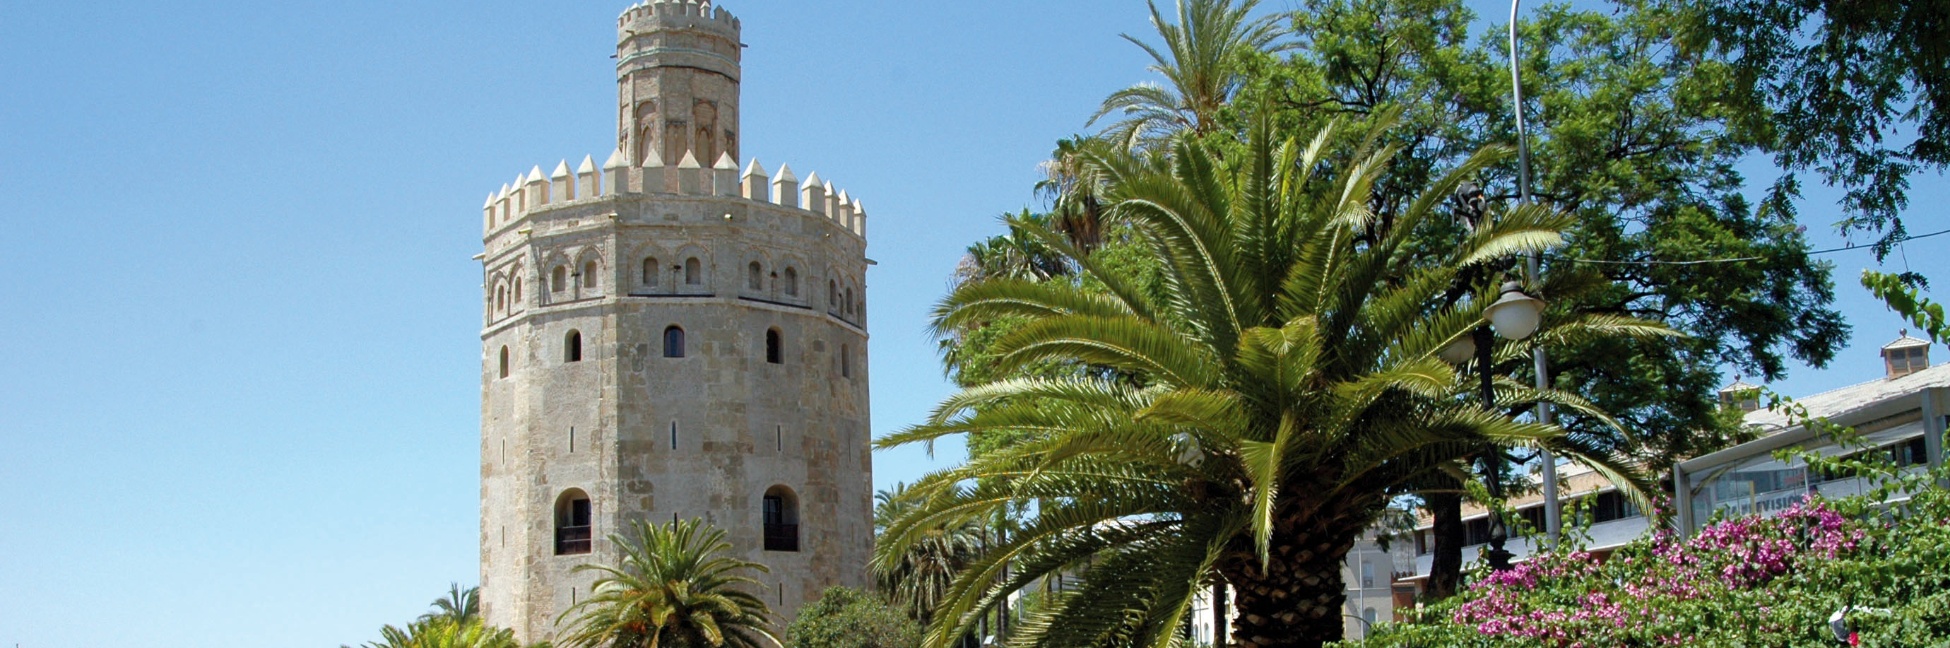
[1221,528,1358,648]
[1426,487,1464,599]
[1211,581,1228,647]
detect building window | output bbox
[684,257,702,285]
[565,330,583,363]
[765,328,782,364]
[552,266,568,292]
[845,288,855,317]
[840,344,852,378]
[828,280,838,311]
[747,261,763,291]
[762,486,799,552]
[554,489,592,555]
[512,269,523,303]
[582,260,599,290]
[783,267,798,297]
[498,346,510,378]
[494,285,506,313]
[663,326,685,358]
[642,257,659,286]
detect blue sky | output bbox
[0,1,1941,647]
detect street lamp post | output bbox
[1480,281,1544,571]
[1507,0,1563,546]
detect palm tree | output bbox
[1089,0,1288,151]
[1035,137,1121,254]
[420,583,482,626]
[876,118,1657,648]
[554,518,779,648]
[872,484,984,625]
[356,619,526,648]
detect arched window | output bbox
[495,285,506,312]
[762,486,799,552]
[765,328,782,364]
[641,257,660,286]
[747,261,763,291]
[582,260,600,290]
[512,275,522,303]
[554,489,593,555]
[498,346,510,378]
[565,330,583,363]
[828,280,838,310]
[663,326,685,358]
[551,266,568,292]
[684,257,702,285]
[840,344,852,378]
[845,288,855,316]
[782,267,798,297]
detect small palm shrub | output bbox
[555,518,778,648]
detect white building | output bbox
[1398,332,1949,589]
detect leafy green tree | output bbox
[783,587,924,648]
[554,518,779,648]
[872,484,982,625]
[1670,0,1950,258]
[1239,0,1847,468]
[1089,0,1289,150]
[880,119,1653,648]
[1216,0,1847,594]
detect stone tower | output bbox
[476,2,873,642]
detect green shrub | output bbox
[785,587,924,648]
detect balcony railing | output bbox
[764,524,799,552]
[556,525,592,555]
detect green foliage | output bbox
[1671,0,1950,258]
[783,587,925,648]
[1090,0,1291,150]
[882,116,1654,648]
[345,585,537,648]
[872,484,983,625]
[1231,0,1847,473]
[1863,269,1950,343]
[554,518,778,648]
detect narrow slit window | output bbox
[565,330,583,363]
[498,346,510,378]
[765,328,782,364]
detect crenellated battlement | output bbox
[616,0,740,42]
[483,149,868,240]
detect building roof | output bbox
[1743,359,1950,430]
[1881,330,1932,351]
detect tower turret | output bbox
[616,0,743,167]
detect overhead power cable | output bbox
[1544,227,1950,267]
